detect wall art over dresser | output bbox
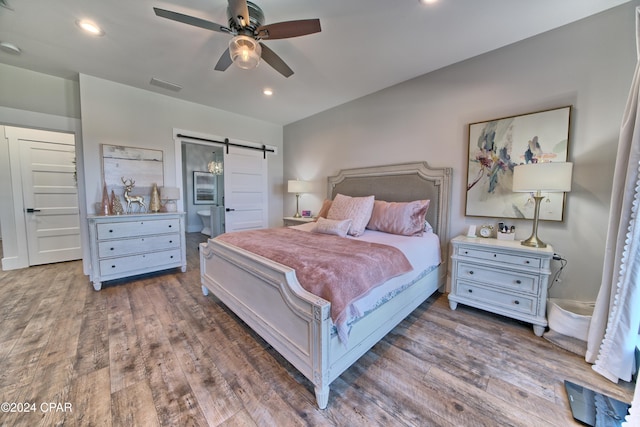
[102,144,164,196]
[465,106,571,221]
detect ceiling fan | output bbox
[153,0,321,78]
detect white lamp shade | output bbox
[160,187,180,200]
[512,162,573,193]
[288,180,309,194]
[229,35,261,70]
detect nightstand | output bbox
[283,216,315,226]
[449,235,554,336]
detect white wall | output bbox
[78,74,283,230]
[283,2,638,301]
[0,63,80,119]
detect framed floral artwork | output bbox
[465,106,571,221]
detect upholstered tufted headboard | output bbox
[328,162,452,282]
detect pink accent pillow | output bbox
[316,199,332,220]
[367,199,431,236]
[311,217,352,237]
[327,193,375,237]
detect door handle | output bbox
[225,208,235,212]
[25,208,41,213]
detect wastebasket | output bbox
[547,298,595,341]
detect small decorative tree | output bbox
[110,190,124,215]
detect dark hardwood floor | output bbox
[0,233,633,426]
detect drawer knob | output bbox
[109,229,113,233]
[514,300,520,305]
[170,256,174,259]
[169,240,173,243]
[111,265,116,268]
[169,225,172,228]
[525,260,530,264]
[468,289,473,293]
[515,280,521,284]
[493,254,497,257]
[110,247,114,251]
[464,250,468,254]
[468,271,474,275]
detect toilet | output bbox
[197,209,211,236]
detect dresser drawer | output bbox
[456,262,538,294]
[97,233,180,257]
[96,218,180,240]
[457,246,541,268]
[457,281,536,316]
[99,248,182,276]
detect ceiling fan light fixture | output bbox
[229,35,261,70]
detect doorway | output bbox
[179,135,269,235]
[1,126,81,267]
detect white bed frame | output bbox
[200,162,451,408]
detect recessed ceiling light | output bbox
[263,88,273,96]
[419,0,438,4]
[0,41,21,55]
[76,19,105,36]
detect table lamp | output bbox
[287,180,309,218]
[160,187,180,212]
[512,162,573,248]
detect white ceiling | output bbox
[0,0,630,125]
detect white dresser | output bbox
[87,213,186,290]
[449,235,554,336]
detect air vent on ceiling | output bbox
[149,77,182,92]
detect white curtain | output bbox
[624,376,640,426]
[586,6,640,384]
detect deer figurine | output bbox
[121,177,147,213]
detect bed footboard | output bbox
[200,238,333,408]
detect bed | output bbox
[199,162,452,408]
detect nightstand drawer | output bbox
[457,282,536,316]
[457,246,541,268]
[456,262,538,294]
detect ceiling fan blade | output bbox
[153,7,229,33]
[257,19,321,40]
[214,48,233,71]
[227,0,250,28]
[259,43,293,78]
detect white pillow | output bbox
[311,217,352,237]
[327,193,374,237]
[424,220,434,233]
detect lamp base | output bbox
[520,234,547,248]
[520,195,547,248]
[164,200,177,213]
[293,193,301,218]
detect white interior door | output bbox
[223,145,268,232]
[19,131,81,265]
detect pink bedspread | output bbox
[216,227,413,335]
